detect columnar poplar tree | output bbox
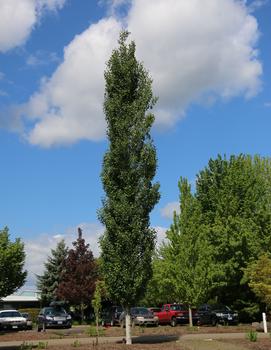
[99,31,160,344]
[37,239,68,305]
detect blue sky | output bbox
[0,0,270,287]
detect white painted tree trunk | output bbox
[189,306,193,327]
[125,312,132,344]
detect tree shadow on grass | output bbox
[117,335,179,344]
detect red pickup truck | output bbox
[155,304,199,327]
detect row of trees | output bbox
[143,155,271,324]
[37,228,98,321]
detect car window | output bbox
[0,311,21,317]
[198,306,206,312]
[170,304,184,311]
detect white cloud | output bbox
[24,222,104,287]
[264,102,271,108]
[154,226,168,248]
[160,201,180,219]
[0,0,66,52]
[16,0,262,147]
[24,17,121,147]
[26,51,59,67]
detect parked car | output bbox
[119,307,159,327]
[156,304,199,326]
[197,304,238,325]
[21,312,32,330]
[147,307,161,316]
[0,310,27,331]
[101,305,123,326]
[37,306,72,331]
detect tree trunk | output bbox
[125,309,132,345]
[95,313,99,345]
[80,302,84,324]
[189,305,193,328]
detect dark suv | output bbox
[101,306,123,326]
[37,306,72,331]
[198,304,238,326]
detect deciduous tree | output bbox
[57,228,98,321]
[99,31,160,344]
[0,227,27,298]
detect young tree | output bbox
[57,228,98,321]
[244,254,271,308]
[156,179,217,326]
[36,239,68,305]
[99,31,160,344]
[0,227,27,298]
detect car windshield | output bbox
[131,307,149,315]
[212,305,231,312]
[0,311,21,318]
[44,307,67,316]
[170,304,185,311]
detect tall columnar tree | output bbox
[57,228,98,321]
[0,227,27,298]
[99,31,160,344]
[36,239,68,305]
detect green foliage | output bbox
[246,330,258,342]
[85,325,105,337]
[99,31,160,308]
[244,254,271,307]
[0,227,27,298]
[36,239,68,305]
[37,342,48,349]
[18,308,40,323]
[144,179,218,324]
[20,342,33,350]
[71,340,81,347]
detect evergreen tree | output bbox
[36,239,68,305]
[0,227,27,298]
[57,228,98,321]
[99,31,160,344]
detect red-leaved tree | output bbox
[57,228,98,321]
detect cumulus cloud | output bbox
[24,18,121,147]
[23,222,104,287]
[0,0,66,52]
[160,201,180,219]
[15,0,262,147]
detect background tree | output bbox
[57,228,98,322]
[36,239,68,305]
[196,154,271,319]
[99,31,160,344]
[145,179,218,326]
[0,227,27,298]
[244,254,271,309]
[92,280,107,343]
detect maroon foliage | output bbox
[57,228,98,306]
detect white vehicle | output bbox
[0,310,27,331]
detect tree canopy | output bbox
[0,227,27,298]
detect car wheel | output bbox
[37,325,42,332]
[170,317,177,327]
